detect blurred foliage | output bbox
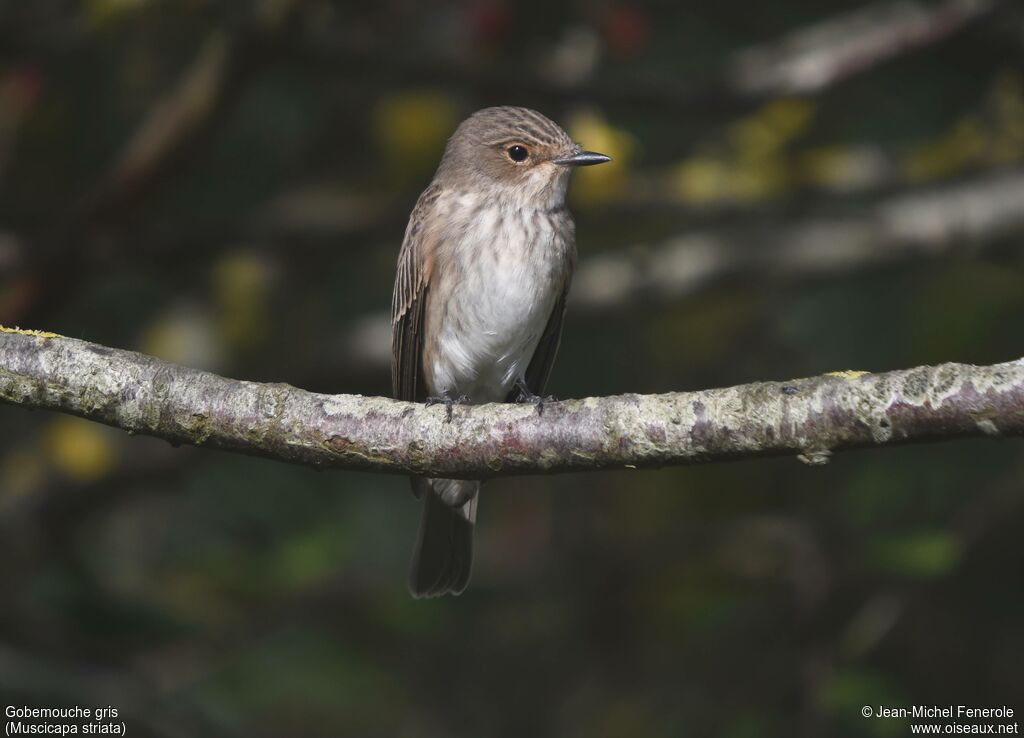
[46,417,118,483]
[1,1,1023,737]
[567,108,636,203]
[372,90,458,182]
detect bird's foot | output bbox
[513,378,556,416]
[425,392,470,423]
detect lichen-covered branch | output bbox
[1,329,1022,478]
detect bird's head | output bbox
[436,106,611,210]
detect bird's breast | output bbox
[427,201,573,401]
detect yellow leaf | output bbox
[730,98,815,159]
[903,117,987,182]
[673,156,731,203]
[373,91,457,180]
[47,417,116,482]
[729,156,788,200]
[673,155,788,204]
[567,109,635,204]
[212,251,273,351]
[140,302,222,369]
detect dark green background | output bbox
[0,1,1022,736]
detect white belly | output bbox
[429,205,567,403]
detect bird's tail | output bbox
[409,478,479,598]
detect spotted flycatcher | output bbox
[391,106,611,597]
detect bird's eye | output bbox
[507,145,529,162]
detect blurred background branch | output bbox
[728,0,999,96]
[295,0,1004,114]
[0,0,306,326]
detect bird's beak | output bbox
[551,148,612,167]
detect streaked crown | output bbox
[464,106,575,151]
[433,106,610,208]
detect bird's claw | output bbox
[425,392,470,423]
[513,379,556,416]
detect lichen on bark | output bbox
[0,331,1022,478]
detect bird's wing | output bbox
[511,280,571,401]
[391,185,440,402]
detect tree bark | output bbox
[1,328,1021,478]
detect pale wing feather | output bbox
[391,184,441,402]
